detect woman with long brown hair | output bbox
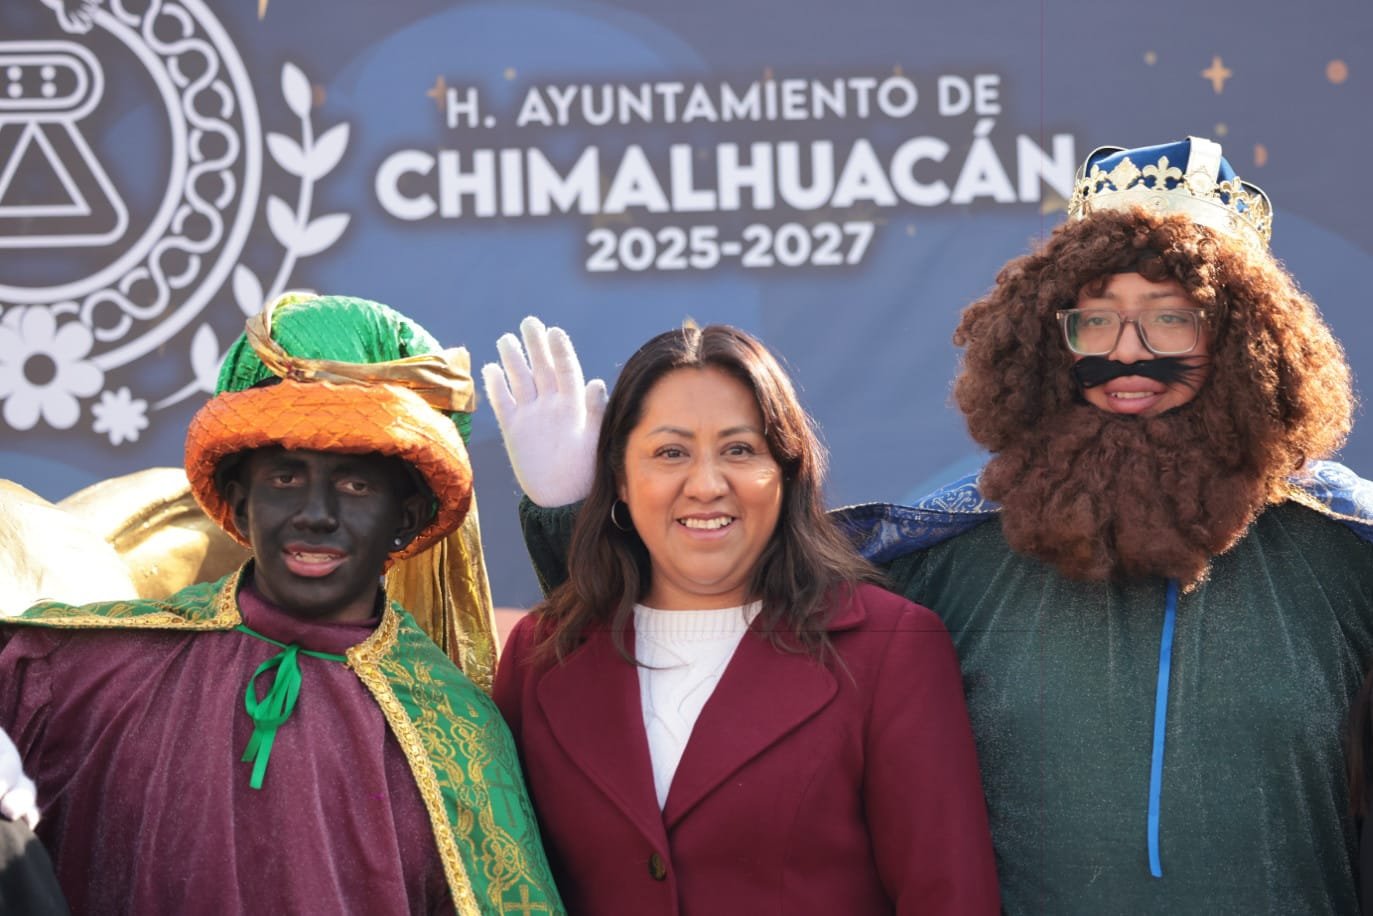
[488,321,999,915]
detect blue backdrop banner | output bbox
[1,0,1369,606]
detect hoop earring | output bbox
[610,500,632,532]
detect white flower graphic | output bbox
[92,387,149,446]
[0,308,104,430]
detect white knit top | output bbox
[633,602,760,810]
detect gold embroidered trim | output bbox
[12,568,243,630]
[348,596,401,667]
[391,643,556,912]
[348,606,482,916]
[1283,483,1372,526]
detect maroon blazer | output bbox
[494,583,1000,915]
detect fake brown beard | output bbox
[978,399,1279,587]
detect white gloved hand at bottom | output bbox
[0,726,39,830]
[482,316,608,508]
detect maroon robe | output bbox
[0,579,453,915]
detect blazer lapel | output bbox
[661,623,841,829]
[537,623,667,848]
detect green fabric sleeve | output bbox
[518,497,582,597]
[876,547,931,607]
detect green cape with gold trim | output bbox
[7,566,564,916]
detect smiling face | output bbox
[1072,271,1211,417]
[617,366,784,610]
[224,447,427,623]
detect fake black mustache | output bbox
[1071,356,1205,390]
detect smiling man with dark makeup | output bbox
[225,448,425,624]
[0,294,563,916]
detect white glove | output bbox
[0,726,39,830]
[482,316,608,508]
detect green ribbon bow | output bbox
[236,625,348,789]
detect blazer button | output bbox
[647,852,668,881]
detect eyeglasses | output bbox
[1055,308,1207,356]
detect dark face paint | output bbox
[223,448,427,624]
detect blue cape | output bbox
[836,459,1373,563]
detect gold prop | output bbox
[246,294,478,414]
[60,468,250,600]
[1,479,139,615]
[385,497,500,693]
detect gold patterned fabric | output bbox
[244,293,477,415]
[384,503,499,693]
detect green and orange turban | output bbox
[185,292,477,561]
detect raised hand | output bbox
[482,317,607,507]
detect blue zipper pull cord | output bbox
[1146,578,1180,878]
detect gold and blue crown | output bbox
[1068,137,1273,247]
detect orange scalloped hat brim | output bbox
[184,380,472,561]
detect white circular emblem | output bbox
[1,2,260,366]
[0,1,350,443]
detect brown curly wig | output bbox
[952,208,1354,585]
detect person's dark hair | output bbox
[534,324,874,661]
